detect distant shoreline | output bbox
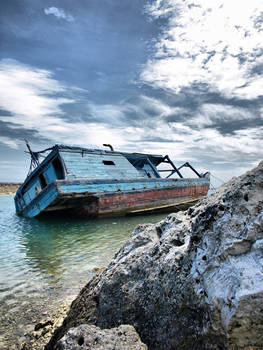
[0,182,21,195]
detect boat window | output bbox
[53,157,64,179]
[103,160,115,166]
[39,173,47,189]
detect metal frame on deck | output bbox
[157,157,203,179]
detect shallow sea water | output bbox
[0,195,167,348]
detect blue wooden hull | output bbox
[17,177,209,218]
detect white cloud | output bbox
[44,7,74,22]
[0,59,261,183]
[0,136,19,149]
[0,60,132,150]
[0,59,72,120]
[142,0,263,99]
[187,103,261,128]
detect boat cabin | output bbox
[15,146,168,212]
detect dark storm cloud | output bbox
[0,121,49,143]
[0,0,160,104]
[151,83,263,136]
[59,102,92,123]
[250,62,263,77]
[165,111,193,124]
[167,83,263,110]
[0,109,12,117]
[72,79,263,136]
[206,118,263,135]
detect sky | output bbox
[0,0,263,185]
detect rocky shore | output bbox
[17,301,71,350]
[24,162,263,349]
[0,182,21,195]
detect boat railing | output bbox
[158,157,206,179]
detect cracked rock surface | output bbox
[47,161,263,350]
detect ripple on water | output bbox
[0,194,167,348]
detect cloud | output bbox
[0,60,132,149]
[0,60,71,136]
[138,0,263,181]
[142,0,263,99]
[86,95,263,167]
[0,59,73,125]
[185,103,262,130]
[0,136,19,149]
[0,59,262,184]
[44,7,74,22]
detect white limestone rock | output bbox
[48,161,263,350]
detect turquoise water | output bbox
[0,195,167,348]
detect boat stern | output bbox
[15,181,60,218]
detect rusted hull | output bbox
[51,184,209,217]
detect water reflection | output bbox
[2,196,166,291]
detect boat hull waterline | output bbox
[18,179,209,218]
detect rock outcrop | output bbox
[56,324,147,350]
[47,161,263,350]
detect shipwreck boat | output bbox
[14,142,210,218]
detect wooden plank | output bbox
[60,151,142,179]
[23,184,58,218]
[59,177,208,194]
